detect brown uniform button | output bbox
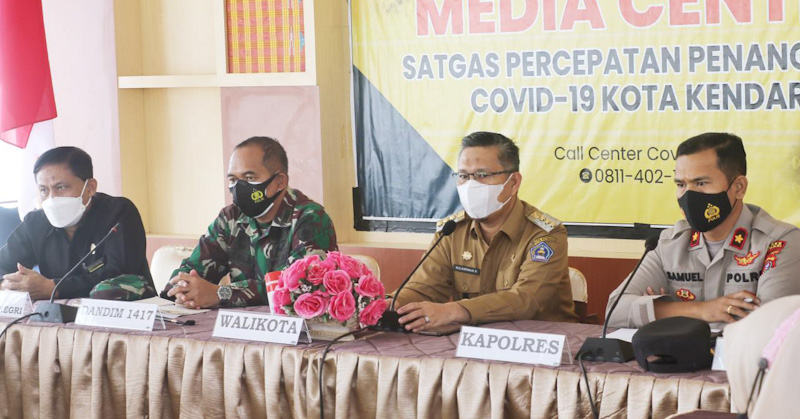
[462,285,468,291]
[503,281,508,287]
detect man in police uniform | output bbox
[395,132,577,333]
[607,133,800,329]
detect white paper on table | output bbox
[135,296,210,318]
[605,328,638,342]
[606,327,722,343]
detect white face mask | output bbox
[41,180,91,229]
[456,176,512,220]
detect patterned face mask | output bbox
[230,172,281,218]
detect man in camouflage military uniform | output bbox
[162,137,337,308]
[395,132,577,333]
[607,133,800,329]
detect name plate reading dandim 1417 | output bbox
[456,326,566,367]
[212,310,305,345]
[75,299,158,332]
[0,291,33,317]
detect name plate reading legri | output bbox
[456,326,566,367]
[212,310,305,345]
[0,291,33,317]
[75,299,158,332]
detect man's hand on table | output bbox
[396,301,470,333]
[1,263,56,300]
[167,269,221,309]
[653,289,760,323]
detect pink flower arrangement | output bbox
[273,252,387,326]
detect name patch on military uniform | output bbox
[666,271,702,282]
[530,242,554,263]
[454,265,480,275]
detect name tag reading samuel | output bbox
[212,310,305,345]
[76,299,158,331]
[456,326,566,366]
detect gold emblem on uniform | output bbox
[704,203,720,222]
[251,189,265,203]
[462,251,473,261]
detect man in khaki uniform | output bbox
[395,132,577,333]
[607,133,800,329]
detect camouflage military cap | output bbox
[90,275,157,301]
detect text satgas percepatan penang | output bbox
[403,0,800,114]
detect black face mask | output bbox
[230,172,281,218]
[677,182,736,233]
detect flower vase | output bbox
[306,316,360,341]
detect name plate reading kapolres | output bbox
[0,291,33,317]
[456,326,566,367]
[212,310,305,345]
[75,299,158,331]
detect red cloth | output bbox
[0,0,57,149]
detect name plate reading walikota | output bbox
[0,291,33,318]
[456,326,566,367]
[212,310,305,345]
[75,299,158,331]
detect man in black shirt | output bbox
[0,147,155,300]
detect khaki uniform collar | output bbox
[468,197,525,244]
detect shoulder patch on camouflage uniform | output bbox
[436,210,467,232]
[526,210,561,233]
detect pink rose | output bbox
[359,298,387,326]
[325,251,343,265]
[355,274,385,298]
[307,258,336,286]
[281,259,309,291]
[293,292,328,319]
[323,270,352,295]
[336,254,366,279]
[328,291,356,322]
[272,288,292,314]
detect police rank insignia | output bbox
[462,251,473,261]
[762,240,786,274]
[689,231,701,248]
[676,288,696,301]
[530,242,554,263]
[729,228,748,250]
[734,251,760,267]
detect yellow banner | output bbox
[352,0,800,226]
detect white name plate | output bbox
[75,299,158,332]
[456,326,566,367]
[711,337,726,371]
[0,291,33,317]
[212,310,304,345]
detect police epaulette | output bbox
[526,209,561,233]
[436,210,466,232]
